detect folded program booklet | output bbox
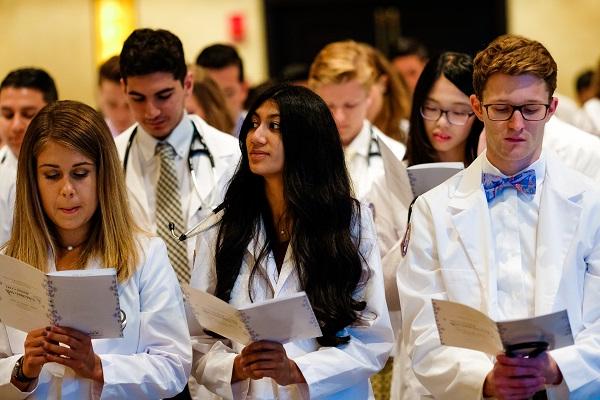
[182,284,322,345]
[432,299,574,355]
[0,254,123,338]
[377,134,463,207]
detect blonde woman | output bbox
[0,100,191,399]
[309,40,406,200]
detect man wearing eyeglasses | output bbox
[398,34,600,399]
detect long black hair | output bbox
[405,52,483,166]
[215,83,367,347]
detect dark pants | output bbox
[164,384,192,400]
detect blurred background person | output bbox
[309,40,406,200]
[196,44,248,136]
[190,83,393,399]
[186,69,235,134]
[575,69,596,106]
[0,67,58,246]
[0,100,191,399]
[362,43,411,144]
[97,55,134,136]
[576,60,600,135]
[388,37,429,99]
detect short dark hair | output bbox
[1,68,58,103]
[576,69,594,94]
[98,55,121,85]
[406,52,483,167]
[120,28,187,83]
[389,37,428,61]
[196,44,245,83]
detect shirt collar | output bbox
[482,150,546,186]
[345,120,372,158]
[136,113,193,163]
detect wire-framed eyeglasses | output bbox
[482,103,550,121]
[420,105,474,126]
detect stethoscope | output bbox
[366,123,382,165]
[123,121,218,235]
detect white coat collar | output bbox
[245,218,294,298]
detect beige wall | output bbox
[2,1,598,104]
[137,0,267,87]
[507,0,600,100]
[0,0,266,106]
[0,0,96,104]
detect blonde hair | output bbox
[308,40,376,91]
[362,43,411,143]
[5,100,139,282]
[473,34,557,100]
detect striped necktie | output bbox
[155,142,190,283]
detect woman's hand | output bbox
[232,341,305,386]
[43,326,104,383]
[20,328,48,379]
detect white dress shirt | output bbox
[0,147,18,246]
[483,153,546,320]
[133,115,197,224]
[344,121,384,200]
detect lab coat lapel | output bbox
[534,155,584,314]
[245,222,296,299]
[124,132,153,229]
[448,156,497,315]
[246,222,278,296]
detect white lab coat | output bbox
[397,152,600,399]
[0,146,17,247]
[114,114,241,268]
[189,204,394,399]
[0,235,192,399]
[366,174,427,400]
[345,121,405,201]
[543,115,600,183]
[574,97,600,135]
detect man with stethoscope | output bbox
[308,40,406,200]
[115,28,241,287]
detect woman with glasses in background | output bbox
[366,52,483,400]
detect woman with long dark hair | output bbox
[190,83,393,399]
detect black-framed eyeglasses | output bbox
[482,103,550,121]
[420,105,474,126]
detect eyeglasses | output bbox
[420,105,474,126]
[482,103,550,121]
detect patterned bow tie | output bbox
[482,169,536,202]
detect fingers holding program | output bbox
[232,340,306,386]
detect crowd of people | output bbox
[0,25,600,400]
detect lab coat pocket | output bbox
[441,268,482,309]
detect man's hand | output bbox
[483,352,562,399]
